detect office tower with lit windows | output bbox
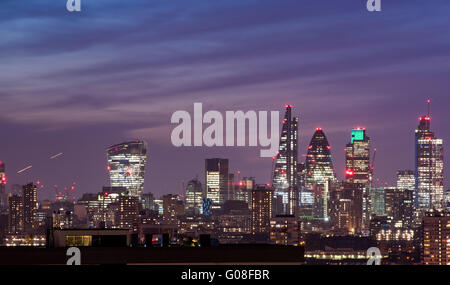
[305,128,336,220]
[22,183,37,233]
[269,215,300,246]
[205,158,229,208]
[415,113,444,210]
[185,178,204,216]
[251,185,273,234]
[345,128,371,187]
[235,177,255,208]
[216,200,251,244]
[298,162,314,216]
[370,187,387,216]
[222,173,235,203]
[142,192,155,211]
[119,194,140,230]
[397,170,415,190]
[0,161,6,212]
[272,105,299,216]
[385,187,415,229]
[422,211,450,265]
[8,194,23,234]
[162,194,184,223]
[329,182,365,234]
[106,140,148,198]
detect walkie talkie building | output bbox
[106,140,148,198]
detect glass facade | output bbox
[415,116,444,210]
[397,170,415,190]
[205,158,229,208]
[185,178,204,216]
[106,140,148,198]
[272,105,298,216]
[345,128,371,187]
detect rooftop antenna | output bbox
[427,99,431,116]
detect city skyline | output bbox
[0,101,446,201]
[1,1,450,200]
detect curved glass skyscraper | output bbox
[305,128,336,220]
[305,128,336,188]
[106,140,148,198]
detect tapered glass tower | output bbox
[305,128,336,188]
[305,128,336,220]
[272,105,299,216]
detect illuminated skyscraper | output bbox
[8,194,23,234]
[305,128,336,188]
[415,108,444,210]
[272,105,299,216]
[345,128,371,187]
[185,178,203,216]
[119,194,140,230]
[235,177,255,208]
[205,158,229,208]
[106,140,148,198]
[397,170,415,190]
[22,183,37,233]
[422,211,450,265]
[162,194,184,223]
[305,128,336,220]
[251,185,273,234]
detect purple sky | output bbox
[1,0,449,200]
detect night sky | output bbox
[1,0,449,200]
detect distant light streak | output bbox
[50,152,64,159]
[17,165,33,174]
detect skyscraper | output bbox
[251,185,273,234]
[106,140,148,198]
[205,158,229,208]
[397,170,415,190]
[422,211,450,265]
[272,105,299,216]
[8,194,23,234]
[163,194,184,223]
[415,108,444,210]
[305,128,336,220]
[345,128,371,187]
[305,128,336,188]
[119,194,140,230]
[185,178,203,216]
[235,177,255,208]
[22,183,37,233]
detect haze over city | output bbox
[1,0,449,200]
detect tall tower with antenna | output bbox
[415,99,444,210]
[272,105,299,216]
